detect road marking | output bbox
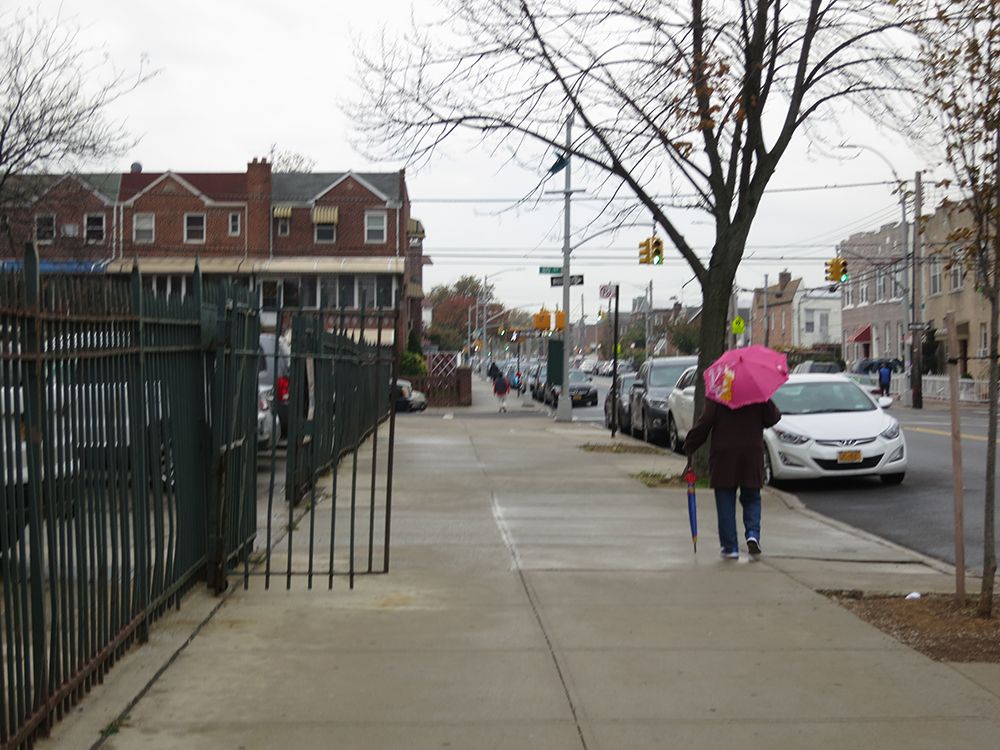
[910,426,995,443]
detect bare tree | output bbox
[919,0,999,616]
[0,7,152,226]
[350,0,919,431]
[268,143,317,173]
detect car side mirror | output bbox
[877,396,893,409]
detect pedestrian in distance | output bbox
[487,361,500,380]
[493,371,510,412]
[684,398,782,560]
[878,360,892,397]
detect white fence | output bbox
[849,373,992,403]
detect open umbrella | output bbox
[684,466,698,553]
[703,345,788,409]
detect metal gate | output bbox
[247,305,398,591]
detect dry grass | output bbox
[579,442,666,455]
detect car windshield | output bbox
[569,370,588,384]
[648,364,691,388]
[772,381,876,415]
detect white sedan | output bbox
[765,374,906,485]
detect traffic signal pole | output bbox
[557,114,574,423]
[610,284,621,437]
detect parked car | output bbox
[393,378,427,412]
[764,374,905,485]
[259,333,292,437]
[604,371,637,429]
[665,365,699,452]
[792,360,842,374]
[529,363,548,400]
[551,369,598,408]
[629,356,698,443]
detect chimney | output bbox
[246,158,272,256]
[778,269,791,289]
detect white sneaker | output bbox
[747,538,762,556]
[720,549,739,560]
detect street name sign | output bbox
[539,266,562,274]
[550,275,584,287]
[599,283,618,299]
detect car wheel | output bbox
[667,415,682,453]
[880,472,905,486]
[763,449,774,486]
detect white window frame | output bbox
[228,212,241,237]
[844,281,854,307]
[85,213,106,244]
[34,214,55,243]
[950,255,964,291]
[277,217,290,237]
[929,255,942,295]
[885,323,892,356]
[858,273,869,304]
[804,309,815,333]
[315,223,337,243]
[980,323,988,356]
[134,213,155,244]
[364,210,387,243]
[184,213,206,244]
[891,263,904,299]
[875,268,887,301]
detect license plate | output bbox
[837,450,863,464]
[572,394,582,401]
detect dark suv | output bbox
[629,356,698,443]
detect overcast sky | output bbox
[30,0,935,322]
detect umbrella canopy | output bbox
[684,467,698,553]
[704,345,788,409]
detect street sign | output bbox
[731,316,746,335]
[908,322,930,330]
[539,266,562,274]
[599,283,618,299]
[551,275,584,287]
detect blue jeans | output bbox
[714,487,762,553]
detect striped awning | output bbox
[272,204,293,219]
[311,205,339,224]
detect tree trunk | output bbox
[691,254,739,477]
[980,291,998,616]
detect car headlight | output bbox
[773,427,810,445]
[880,420,900,440]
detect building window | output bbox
[950,255,964,291]
[376,275,394,308]
[261,281,279,311]
[34,214,55,243]
[277,217,290,237]
[885,323,892,356]
[229,212,241,236]
[321,278,338,308]
[338,275,356,308]
[844,281,854,307]
[365,210,387,243]
[818,311,830,340]
[981,323,988,356]
[315,223,336,243]
[891,263,903,299]
[804,309,815,333]
[282,279,300,308]
[184,214,206,243]
[876,268,887,301]
[300,276,318,308]
[358,275,377,308]
[134,213,155,243]
[898,323,905,356]
[929,255,942,295]
[858,273,870,304]
[85,214,105,243]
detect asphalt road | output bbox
[790,403,1000,574]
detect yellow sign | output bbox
[731,316,746,335]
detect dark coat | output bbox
[684,399,782,489]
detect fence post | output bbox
[21,242,50,720]
[128,263,151,641]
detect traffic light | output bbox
[825,259,836,282]
[554,310,567,331]
[639,237,653,264]
[826,257,849,283]
[837,258,849,282]
[533,309,551,331]
[651,236,664,265]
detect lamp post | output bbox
[557,115,574,422]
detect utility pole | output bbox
[911,171,924,409]
[763,273,770,348]
[644,280,653,359]
[580,292,585,354]
[466,305,473,366]
[610,284,621,437]
[556,114,574,423]
[899,186,910,374]
[945,311,966,602]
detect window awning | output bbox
[272,205,293,219]
[847,324,871,344]
[311,205,339,224]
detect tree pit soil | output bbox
[824,590,1000,662]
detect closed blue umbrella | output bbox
[685,467,698,553]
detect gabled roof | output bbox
[1,173,121,205]
[271,172,401,204]
[119,172,247,203]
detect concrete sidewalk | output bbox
[45,378,1000,749]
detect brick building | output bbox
[749,271,800,348]
[0,159,426,342]
[836,222,909,366]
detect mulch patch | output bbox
[580,442,666,455]
[824,590,1000,662]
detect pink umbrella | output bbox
[703,345,789,409]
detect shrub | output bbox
[400,350,428,376]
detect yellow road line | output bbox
[910,426,992,443]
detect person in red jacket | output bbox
[493,371,510,412]
[684,399,781,559]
